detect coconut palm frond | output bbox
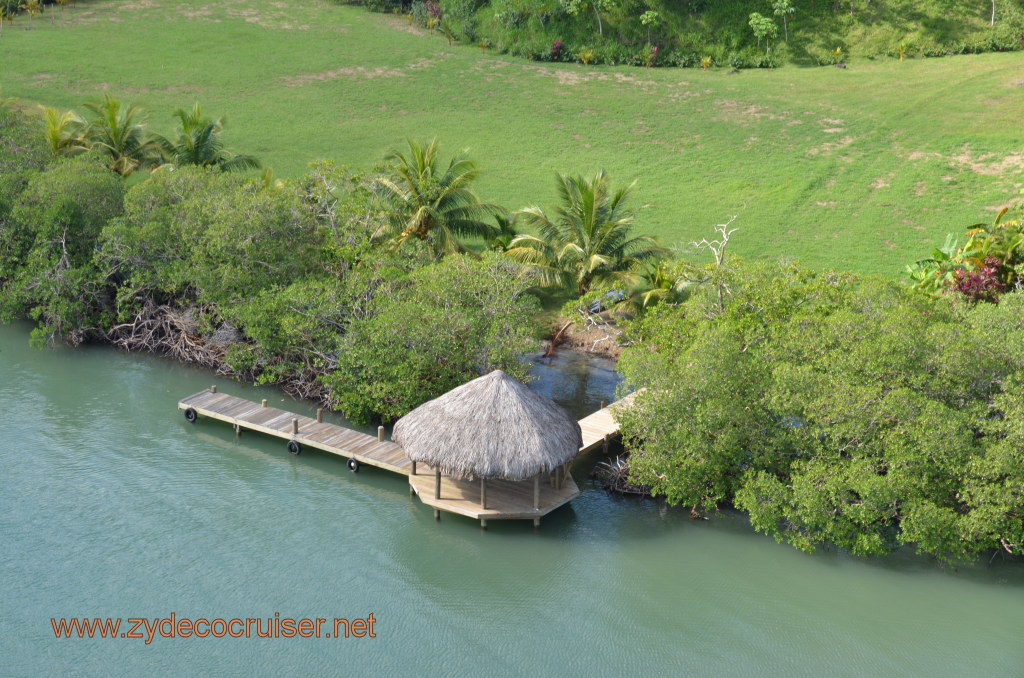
[372,138,493,256]
[512,171,668,295]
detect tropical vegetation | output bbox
[37,96,260,177]
[355,0,1024,68]
[2,0,1021,276]
[506,170,667,295]
[617,255,1024,562]
[371,139,498,256]
[2,0,1023,559]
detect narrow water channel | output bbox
[2,322,1022,676]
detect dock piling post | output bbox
[377,425,384,442]
[533,517,540,528]
[261,399,267,408]
[292,418,299,435]
[316,408,323,423]
[211,385,217,393]
[603,434,609,453]
[434,509,440,521]
[481,519,488,529]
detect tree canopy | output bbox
[371,138,499,256]
[617,256,1024,562]
[506,170,667,295]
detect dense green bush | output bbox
[0,155,124,345]
[355,0,1024,67]
[618,256,1024,562]
[323,252,541,423]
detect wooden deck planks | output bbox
[178,387,633,523]
[577,391,635,453]
[409,473,580,520]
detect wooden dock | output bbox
[578,391,637,453]
[177,386,631,526]
[177,388,411,474]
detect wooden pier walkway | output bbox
[177,386,632,525]
[578,391,637,453]
[178,388,411,474]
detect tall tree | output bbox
[0,5,14,36]
[560,0,617,36]
[770,0,795,43]
[371,138,498,256]
[18,0,39,28]
[749,12,778,54]
[81,95,164,177]
[154,103,260,172]
[506,170,667,295]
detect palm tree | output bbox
[153,102,260,172]
[40,105,88,157]
[371,138,499,256]
[506,170,668,295]
[0,6,14,36]
[616,261,696,314]
[81,94,164,176]
[18,0,39,28]
[487,213,518,252]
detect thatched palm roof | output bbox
[393,370,583,481]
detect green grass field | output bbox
[1,0,1022,275]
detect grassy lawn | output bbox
[1,0,1022,275]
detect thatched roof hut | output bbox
[393,369,583,482]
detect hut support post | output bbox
[411,460,417,476]
[434,469,441,500]
[534,473,541,510]
[480,478,487,509]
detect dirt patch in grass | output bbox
[807,135,854,156]
[713,99,787,125]
[953,146,1024,176]
[281,67,407,86]
[381,14,427,35]
[520,64,658,88]
[228,6,309,29]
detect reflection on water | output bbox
[2,323,1023,677]
[527,349,622,420]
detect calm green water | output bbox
[2,322,1023,677]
